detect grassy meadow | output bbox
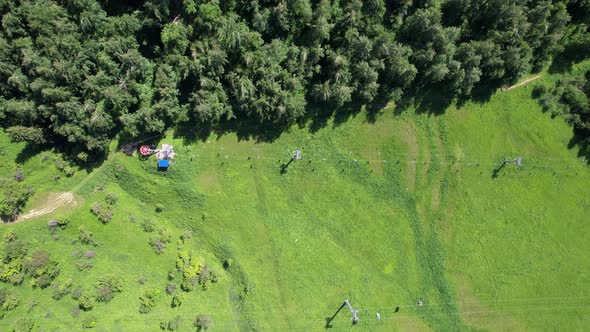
[0,64,590,331]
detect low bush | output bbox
[51,279,72,300]
[82,316,97,329]
[95,275,123,303]
[78,293,95,311]
[141,219,155,233]
[171,291,183,308]
[0,288,19,318]
[194,314,212,330]
[12,318,35,332]
[24,250,60,288]
[78,226,95,245]
[71,287,83,300]
[104,192,118,206]
[176,251,219,291]
[155,203,164,212]
[76,261,94,271]
[139,288,161,314]
[90,203,112,224]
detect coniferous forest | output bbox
[1,0,589,161]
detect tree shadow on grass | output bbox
[15,143,42,164]
[174,117,290,146]
[548,55,575,74]
[567,128,590,164]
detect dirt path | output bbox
[504,75,543,91]
[14,192,75,223]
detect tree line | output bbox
[0,0,589,161]
[533,69,590,160]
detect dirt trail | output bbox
[14,192,75,222]
[504,75,543,91]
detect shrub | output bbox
[24,250,60,288]
[82,316,97,329]
[139,288,161,314]
[95,275,123,303]
[54,157,74,177]
[14,169,24,182]
[0,289,19,318]
[26,300,37,313]
[11,318,35,332]
[51,279,72,300]
[57,217,69,229]
[532,84,547,98]
[71,287,83,300]
[76,261,94,271]
[171,292,183,308]
[155,203,164,212]
[141,219,155,232]
[150,228,173,254]
[4,230,17,243]
[165,283,176,295]
[5,126,45,144]
[180,231,192,242]
[165,316,183,331]
[158,228,172,243]
[223,258,233,270]
[90,203,112,224]
[78,293,95,311]
[5,239,28,261]
[104,193,118,206]
[0,180,34,221]
[149,238,166,254]
[78,226,94,245]
[194,314,212,330]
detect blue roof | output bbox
[158,160,170,167]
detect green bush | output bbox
[71,287,83,300]
[0,180,34,221]
[155,203,164,212]
[532,84,547,98]
[0,288,19,318]
[90,203,113,224]
[104,192,118,205]
[78,293,95,311]
[5,126,45,144]
[171,291,183,308]
[141,219,156,233]
[24,250,60,288]
[78,226,95,245]
[11,318,35,332]
[57,217,70,229]
[139,288,161,314]
[82,316,97,329]
[51,279,73,300]
[95,275,123,303]
[194,314,212,330]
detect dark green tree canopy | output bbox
[0,0,588,161]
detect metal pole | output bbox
[345,299,359,324]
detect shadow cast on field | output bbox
[15,143,42,164]
[325,302,346,328]
[567,129,590,164]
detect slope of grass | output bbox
[0,63,589,331]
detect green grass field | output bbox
[1,63,590,331]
